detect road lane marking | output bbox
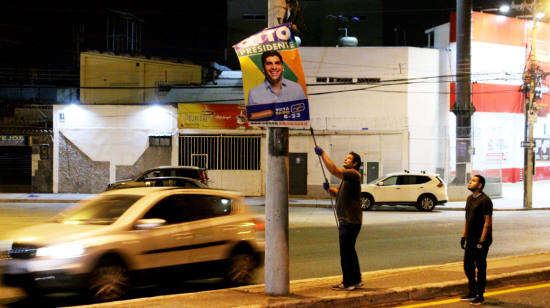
[391,282,550,308]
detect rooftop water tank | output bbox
[339,36,358,47]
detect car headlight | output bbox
[36,244,86,258]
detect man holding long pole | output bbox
[314,146,363,291]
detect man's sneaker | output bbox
[470,295,485,306]
[460,292,477,302]
[332,284,355,291]
[332,281,363,291]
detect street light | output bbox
[480,5,510,13]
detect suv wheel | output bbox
[416,195,436,212]
[89,257,130,302]
[226,251,257,285]
[361,194,374,211]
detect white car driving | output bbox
[361,171,448,211]
[0,187,265,302]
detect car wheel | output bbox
[416,195,436,212]
[89,257,130,302]
[361,194,375,211]
[226,251,257,286]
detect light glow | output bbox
[36,244,85,258]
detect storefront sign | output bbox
[0,135,26,146]
[178,104,255,130]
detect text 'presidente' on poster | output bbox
[234,23,310,128]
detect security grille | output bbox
[179,135,261,170]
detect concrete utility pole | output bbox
[511,0,540,209]
[451,0,475,186]
[266,0,290,296]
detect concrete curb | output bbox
[73,260,550,308]
[236,267,550,308]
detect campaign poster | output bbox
[234,23,310,128]
[178,104,254,130]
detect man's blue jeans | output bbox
[338,223,362,286]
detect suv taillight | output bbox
[252,218,265,232]
[200,170,207,184]
[437,183,445,188]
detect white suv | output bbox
[361,171,448,211]
[0,187,265,302]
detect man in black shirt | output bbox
[314,146,362,291]
[460,175,493,306]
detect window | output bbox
[149,136,171,147]
[243,14,267,21]
[143,194,232,224]
[142,195,192,224]
[179,135,261,170]
[382,176,398,186]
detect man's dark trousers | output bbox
[463,243,490,295]
[339,223,362,286]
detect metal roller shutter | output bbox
[0,146,32,193]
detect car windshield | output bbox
[50,195,143,225]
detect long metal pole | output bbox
[265,0,289,296]
[310,127,338,228]
[524,4,537,209]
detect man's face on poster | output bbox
[263,55,284,84]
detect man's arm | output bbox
[319,151,344,179]
[327,187,338,197]
[480,215,492,242]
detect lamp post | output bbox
[511,0,542,209]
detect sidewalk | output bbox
[2,182,549,211]
[77,253,550,308]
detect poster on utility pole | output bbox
[234,23,310,128]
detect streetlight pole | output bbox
[511,1,539,209]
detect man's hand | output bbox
[476,239,487,250]
[323,182,330,191]
[461,237,466,250]
[314,146,324,156]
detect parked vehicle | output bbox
[106,166,208,191]
[0,187,265,302]
[361,171,448,212]
[107,176,209,190]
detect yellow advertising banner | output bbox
[234,23,310,128]
[178,104,256,130]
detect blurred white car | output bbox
[361,171,448,211]
[0,187,265,302]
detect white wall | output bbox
[53,105,178,192]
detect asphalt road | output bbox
[1,203,550,307]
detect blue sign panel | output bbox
[0,135,26,146]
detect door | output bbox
[374,175,402,202]
[0,146,31,193]
[400,175,429,202]
[289,153,307,195]
[137,195,194,269]
[366,162,379,183]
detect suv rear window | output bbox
[176,169,202,179]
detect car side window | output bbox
[142,195,192,224]
[179,170,200,178]
[143,170,162,179]
[416,176,431,184]
[401,176,416,185]
[187,195,232,220]
[174,179,199,188]
[382,176,398,186]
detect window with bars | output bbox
[179,135,261,170]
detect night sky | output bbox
[0,0,516,71]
